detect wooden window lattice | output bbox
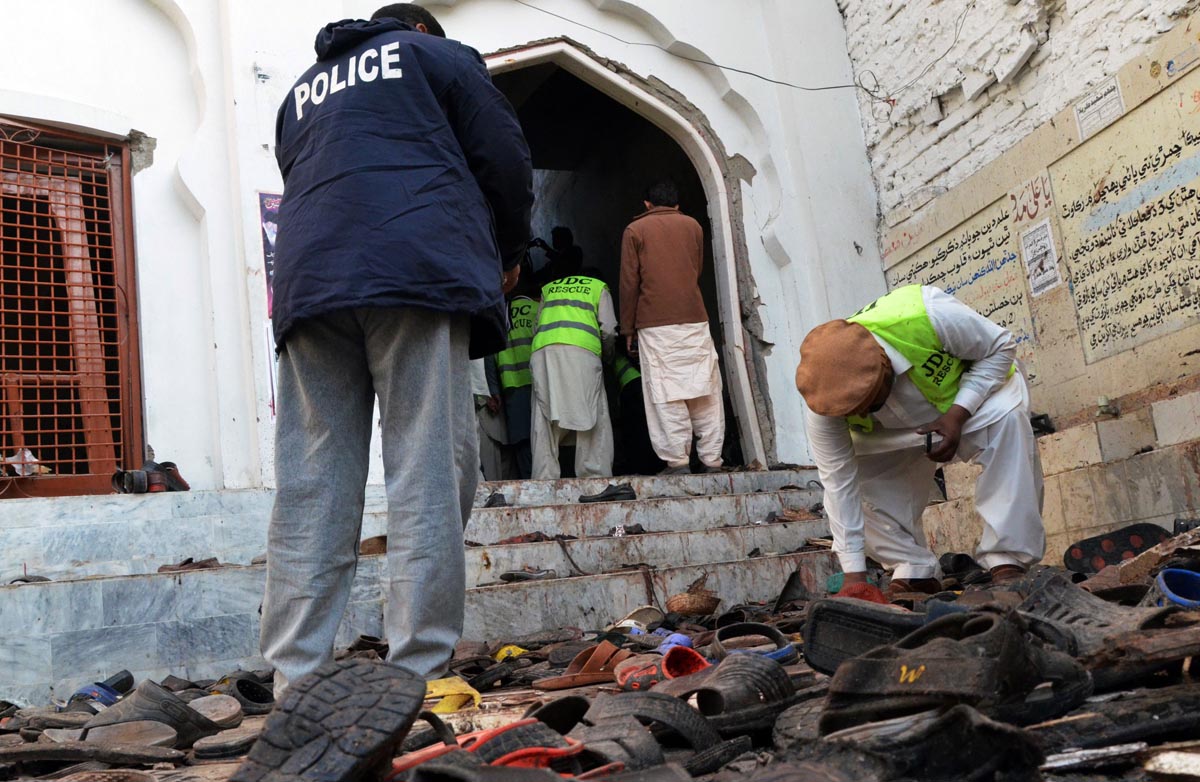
[0,119,141,496]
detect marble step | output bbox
[471,468,819,508]
[0,548,836,707]
[460,489,821,546]
[458,515,827,587]
[3,488,822,583]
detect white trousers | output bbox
[643,392,725,468]
[531,412,614,479]
[859,405,1046,579]
[530,348,614,479]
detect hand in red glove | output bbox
[834,581,889,604]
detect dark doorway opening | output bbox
[493,64,742,475]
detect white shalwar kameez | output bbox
[636,322,725,468]
[805,286,1046,580]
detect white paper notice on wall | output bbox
[1074,76,1126,142]
[1019,218,1061,298]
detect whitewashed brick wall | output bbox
[838,0,1200,222]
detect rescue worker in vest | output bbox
[496,283,537,478]
[794,284,1045,603]
[611,349,665,475]
[530,258,617,479]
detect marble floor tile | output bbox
[101,576,180,627]
[175,567,267,618]
[0,580,104,637]
[157,614,257,668]
[0,635,53,685]
[51,622,159,681]
[0,526,42,575]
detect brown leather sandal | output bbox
[532,641,634,690]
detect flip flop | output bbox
[1063,522,1172,575]
[0,740,184,765]
[567,691,741,775]
[193,723,263,760]
[43,720,178,748]
[392,718,585,776]
[532,641,635,690]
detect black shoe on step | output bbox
[578,483,637,503]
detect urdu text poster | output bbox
[1051,66,1200,363]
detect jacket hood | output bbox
[314,18,412,60]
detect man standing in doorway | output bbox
[262,3,532,694]
[530,258,617,479]
[531,226,583,288]
[619,180,724,474]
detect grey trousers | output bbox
[260,308,477,694]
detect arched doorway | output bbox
[486,40,769,469]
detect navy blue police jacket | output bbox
[273,18,533,357]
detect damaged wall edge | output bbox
[487,36,779,465]
[127,130,157,175]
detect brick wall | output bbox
[923,389,1200,565]
[838,0,1200,222]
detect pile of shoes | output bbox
[9,525,1200,781]
[0,670,274,780]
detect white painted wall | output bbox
[2,0,884,486]
[1,0,260,490]
[839,0,1200,222]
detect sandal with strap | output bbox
[819,608,1091,735]
[709,622,799,665]
[822,704,1045,782]
[533,641,635,690]
[78,681,240,749]
[688,654,812,737]
[614,647,710,692]
[1017,570,1194,691]
[802,597,924,675]
[524,691,740,776]
[390,714,586,779]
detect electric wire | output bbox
[510,0,886,100]
[509,0,975,106]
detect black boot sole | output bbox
[230,658,424,782]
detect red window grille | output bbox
[0,118,143,497]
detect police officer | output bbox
[529,259,617,479]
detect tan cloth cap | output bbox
[795,320,889,416]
